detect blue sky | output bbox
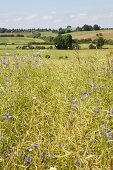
[0,0,113,28]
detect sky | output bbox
[0,0,113,29]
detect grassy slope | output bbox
[65,30,113,39]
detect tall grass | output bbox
[0,50,113,169]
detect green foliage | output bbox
[54,34,73,49]
[89,43,96,49]
[93,24,101,30]
[96,37,105,49]
[32,31,41,38]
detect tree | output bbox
[89,43,96,49]
[93,24,100,30]
[58,28,65,34]
[96,37,105,49]
[76,26,82,31]
[63,34,73,49]
[82,24,93,31]
[65,25,72,33]
[54,35,65,49]
[54,34,73,49]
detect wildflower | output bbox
[28,144,39,152]
[41,151,46,157]
[87,91,91,95]
[25,75,30,79]
[110,109,113,116]
[71,99,76,104]
[82,91,87,95]
[24,156,32,164]
[108,136,113,139]
[4,78,9,82]
[36,53,41,57]
[3,113,11,120]
[104,129,111,134]
[101,66,106,70]
[49,167,57,170]
[72,103,76,108]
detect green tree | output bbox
[82,24,93,31]
[54,34,73,49]
[93,24,100,30]
[54,35,65,49]
[96,37,105,49]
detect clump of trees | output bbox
[89,37,105,49]
[58,26,72,34]
[76,24,101,31]
[54,34,73,49]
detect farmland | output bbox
[0,32,113,170]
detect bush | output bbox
[48,46,53,49]
[59,56,64,59]
[45,55,51,59]
[21,45,34,50]
[89,43,96,49]
[35,46,46,49]
[65,56,68,59]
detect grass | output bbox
[65,30,113,40]
[0,37,45,44]
[0,48,113,169]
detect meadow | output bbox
[0,46,113,170]
[0,26,113,170]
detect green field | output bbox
[0,46,113,169]
[0,37,45,44]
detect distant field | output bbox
[1,30,113,41]
[0,37,45,44]
[65,30,113,40]
[40,31,58,37]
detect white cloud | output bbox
[42,15,53,20]
[53,19,62,23]
[70,13,113,22]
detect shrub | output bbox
[45,55,51,59]
[89,43,96,49]
[59,56,64,59]
[35,46,46,49]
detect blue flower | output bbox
[24,156,32,164]
[101,66,106,70]
[41,151,46,157]
[4,78,9,82]
[3,113,11,120]
[108,136,113,139]
[28,144,39,152]
[82,91,87,95]
[105,129,111,134]
[70,99,76,104]
[87,91,91,95]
